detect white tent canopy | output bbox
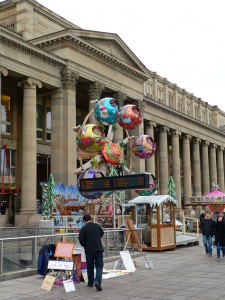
[128,195,177,207]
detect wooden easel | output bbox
[52,242,75,280]
[124,219,152,268]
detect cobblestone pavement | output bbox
[0,240,224,300]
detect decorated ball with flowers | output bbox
[132,135,156,159]
[135,173,157,196]
[78,169,105,199]
[94,97,120,125]
[76,124,105,153]
[118,104,142,130]
[101,142,122,165]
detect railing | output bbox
[0,228,141,276]
[181,215,200,236]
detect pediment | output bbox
[82,37,140,69]
[74,30,147,74]
[30,29,149,77]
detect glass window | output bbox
[1,95,11,134]
[157,87,163,102]
[162,203,173,225]
[0,148,16,179]
[151,208,157,224]
[46,107,51,141]
[36,104,43,139]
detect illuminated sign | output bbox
[79,173,149,192]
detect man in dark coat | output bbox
[78,214,104,291]
[214,214,225,258]
[200,211,216,256]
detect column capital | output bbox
[158,125,169,133]
[202,140,210,147]
[88,81,105,100]
[113,91,127,107]
[147,121,156,128]
[137,99,145,113]
[217,146,224,152]
[183,134,192,140]
[61,67,79,90]
[18,77,42,89]
[210,143,217,149]
[193,137,201,144]
[170,130,181,136]
[0,66,8,77]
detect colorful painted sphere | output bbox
[135,173,157,196]
[132,135,156,159]
[78,169,104,199]
[94,97,120,125]
[102,142,122,165]
[76,124,105,153]
[118,104,142,130]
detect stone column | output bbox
[88,82,105,124]
[171,130,181,208]
[16,78,42,226]
[217,146,224,192]
[192,138,202,196]
[51,88,63,184]
[209,143,217,185]
[159,126,169,194]
[145,121,156,175]
[201,141,210,195]
[183,134,192,206]
[0,66,8,149]
[56,67,79,185]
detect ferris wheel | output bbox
[73,97,157,215]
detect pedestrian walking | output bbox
[200,211,216,256]
[215,214,225,258]
[78,214,104,291]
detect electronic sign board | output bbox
[79,173,149,192]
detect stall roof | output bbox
[128,195,177,207]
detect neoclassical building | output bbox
[1,0,225,226]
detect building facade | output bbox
[1,0,225,226]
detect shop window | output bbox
[46,107,51,141]
[0,147,16,181]
[1,95,11,134]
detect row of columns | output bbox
[145,121,225,211]
[2,63,225,222]
[1,65,141,221]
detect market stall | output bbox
[129,195,177,251]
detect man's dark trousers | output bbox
[86,251,103,285]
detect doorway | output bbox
[37,154,51,211]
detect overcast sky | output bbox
[16,0,225,111]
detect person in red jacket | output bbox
[78,214,104,291]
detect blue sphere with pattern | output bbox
[94,97,120,125]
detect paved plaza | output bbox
[0,240,225,300]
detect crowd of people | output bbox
[200,211,225,258]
